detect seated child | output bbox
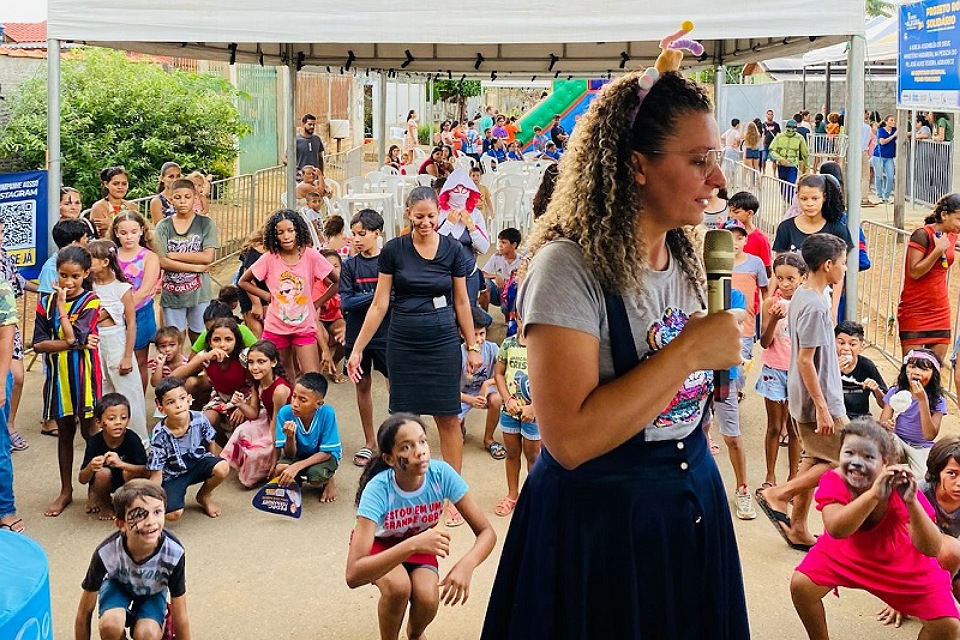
[791,418,960,640]
[76,480,192,640]
[274,372,341,503]
[148,377,230,522]
[79,394,149,521]
[459,307,504,459]
[836,320,887,419]
[481,227,523,314]
[299,191,327,240]
[148,326,189,391]
[188,300,258,360]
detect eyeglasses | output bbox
[638,149,724,178]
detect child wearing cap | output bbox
[727,218,769,367]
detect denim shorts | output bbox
[98,579,167,628]
[754,365,788,402]
[499,412,540,440]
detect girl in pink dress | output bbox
[220,340,292,487]
[791,417,960,639]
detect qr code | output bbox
[0,200,36,251]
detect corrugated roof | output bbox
[1,21,47,44]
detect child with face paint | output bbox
[879,437,960,627]
[879,348,948,478]
[791,418,960,639]
[33,246,103,517]
[79,394,149,521]
[346,414,496,640]
[76,479,193,640]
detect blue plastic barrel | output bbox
[0,530,52,640]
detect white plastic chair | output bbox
[454,156,475,172]
[324,178,342,201]
[365,170,385,184]
[497,161,526,175]
[480,155,498,174]
[344,177,371,195]
[413,147,427,162]
[416,174,435,187]
[495,174,527,190]
[490,186,525,236]
[380,165,400,176]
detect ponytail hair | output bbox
[86,239,128,283]
[797,174,845,223]
[355,413,429,506]
[925,193,960,225]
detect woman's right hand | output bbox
[675,311,744,373]
[934,232,953,255]
[346,351,364,384]
[410,528,451,557]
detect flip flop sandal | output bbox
[494,497,517,517]
[40,427,59,437]
[755,489,793,547]
[352,447,374,467]
[778,434,789,447]
[486,441,507,460]
[445,505,465,527]
[9,430,28,451]
[0,518,24,533]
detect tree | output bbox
[0,48,251,204]
[866,0,893,17]
[432,79,483,121]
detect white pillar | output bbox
[844,34,866,321]
[285,44,297,209]
[714,65,725,130]
[379,72,388,165]
[46,38,61,255]
[427,77,434,147]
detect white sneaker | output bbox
[735,486,757,520]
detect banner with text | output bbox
[0,170,48,280]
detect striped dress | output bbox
[33,291,102,420]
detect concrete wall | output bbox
[0,56,43,125]
[780,76,898,119]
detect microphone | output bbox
[703,229,735,401]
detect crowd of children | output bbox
[10,145,960,640]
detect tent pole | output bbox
[714,65,724,130]
[825,62,832,115]
[802,67,807,109]
[47,38,61,255]
[844,34,865,322]
[428,77,434,147]
[909,108,916,204]
[285,44,297,210]
[379,72,388,165]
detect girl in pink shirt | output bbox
[238,210,337,377]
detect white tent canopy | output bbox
[765,16,896,71]
[49,0,864,75]
[45,0,868,320]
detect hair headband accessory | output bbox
[904,349,941,372]
[628,21,703,128]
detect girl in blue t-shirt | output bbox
[880,349,948,478]
[346,414,495,640]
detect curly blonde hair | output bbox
[524,71,711,299]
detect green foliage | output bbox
[0,48,251,205]
[418,124,432,146]
[432,79,483,121]
[865,0,893,18]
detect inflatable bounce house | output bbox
[517,78,609,151]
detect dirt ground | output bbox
[8,257,960,639]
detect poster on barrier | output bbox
[0,170,49,280]
[898,0,960,109]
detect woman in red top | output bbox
[898,194,960,362]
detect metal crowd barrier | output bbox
[908,139,953,207]
[807,133,848,172]
[720,158,795,238]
